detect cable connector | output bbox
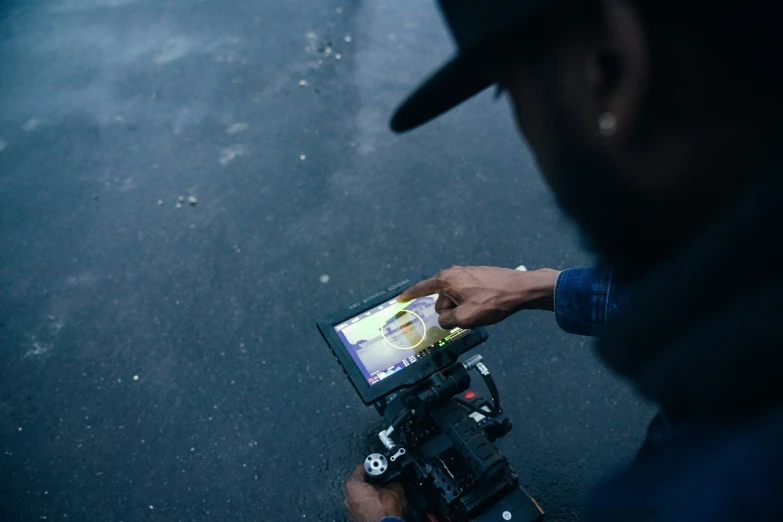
[462,354,483,371]
[379,426,395,450]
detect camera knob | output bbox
[364,453,389,484]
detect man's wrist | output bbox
[513,268,559,312]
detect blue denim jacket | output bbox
[554,266,621,336]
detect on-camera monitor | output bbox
[333,294,469,386]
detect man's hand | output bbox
[397,266,560,329]
[344,465,408,522]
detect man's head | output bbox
[394,0,780,280]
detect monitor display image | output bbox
[334,294,469,385]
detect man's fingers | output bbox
[438,306,473,329]
[437,309,458,329]
[434,294,456,313]
[348,464,365,482]
[397,277,443,302]
[385,482,405,497]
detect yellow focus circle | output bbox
[380,309,427,350]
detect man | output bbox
[344,0,782,520]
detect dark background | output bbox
[0,0,654,520]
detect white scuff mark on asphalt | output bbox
[48,0,140,13]
[226,122,249,135]
[120,177,138,193]
[319,274,330,284]
[67,273,97,286]
[50,317,65,331]
[25,340,52,358]
[22,118,41,131]
[155,36,196,64]
[219,144,246,166]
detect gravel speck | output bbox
[300,154,306,161]
[133,375,139,381]
[344,35,352,43]
[188,195,198,205]
[319,274,330,284]
[157,199,164,206]
[335,53,342,60]
[298,79,308,87]
[178,195,185,203]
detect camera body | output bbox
[365,359,544,522]
[316,274,544,522]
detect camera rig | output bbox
[363,354,544,522]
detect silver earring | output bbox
[598,112,617,137]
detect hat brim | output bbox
[390,54,493,134]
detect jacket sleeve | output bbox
[554,266,621,336]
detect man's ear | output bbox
[588,0,649,140]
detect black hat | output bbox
[390,0,551,133]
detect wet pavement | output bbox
[0,1,654,520]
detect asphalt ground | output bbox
[0,1,654,520]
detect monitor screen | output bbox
[334,294,469,386]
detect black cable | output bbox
[454,370,502,418]
[482,371,501,415]
[390,408,411,429]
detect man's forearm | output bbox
[510,268,560,312]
